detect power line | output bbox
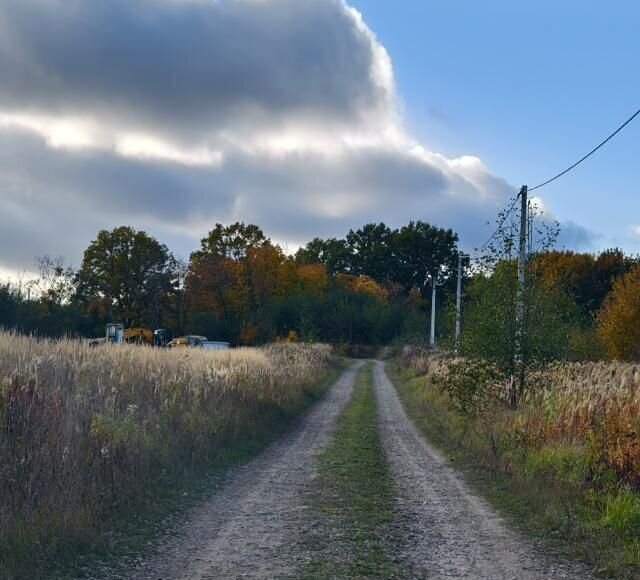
[529,106,640,192]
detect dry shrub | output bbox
[510,361,640,487]
[0,332,331,564]
[399,346,448,377]
[401,348,505,416]
[402,350,640,489]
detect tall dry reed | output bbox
[0,332,331,572]
[402,349,640,488]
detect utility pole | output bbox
[430,280,437,348]
[455,253,463,351]
[513,185,528,407]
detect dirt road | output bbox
[373,360,589,580]
[106,361,362,580]
[93,360,591,579]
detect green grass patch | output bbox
[387,362,640,579]
[302,363,402,579]
[4,359,347,580]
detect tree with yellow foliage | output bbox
[296,263,329,295]
[597,265,640,360]
[335,274,388,303]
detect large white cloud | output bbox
[0,0,592,274]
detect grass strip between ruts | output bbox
[302,362,402,579]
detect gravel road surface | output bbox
[373,360,591,580]
[91,360,593,580]
[101,361,362,580]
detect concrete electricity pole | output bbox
[513,185,528,406]
[430,280,437,348]
[454,253,464,351]
[428,271,447,349]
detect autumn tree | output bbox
[186,254,248,321]
[187,223,296,344]
[295,237,351,275]
[535,249,634,318]
[245,245,297,311]
[336,273,388,303]
[76,226,177,327]
[296,264,329,296]
[597,265,640,360]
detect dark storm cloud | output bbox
[0,127,509,270]
[0,0,591,276]
[0,0,386,138]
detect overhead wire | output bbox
[475,105,639,252]
[529,106,640,192]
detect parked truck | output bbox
[90,324,172,347]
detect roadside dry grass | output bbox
[0,331,333,579]
[303,363,402,579]
[390,350,640,579]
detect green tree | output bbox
[452,200,580,408]
[462,261,578,381]
[393,221,459,294]
[196,222,269,261]
[0,283,19,329]
[345,223,394,281]
[76,226,177,327]
[295,237,351,275]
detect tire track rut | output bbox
[99,361,362,580]
[373,360,591,580]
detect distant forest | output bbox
[0,221,637,355]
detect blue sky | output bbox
[0,0,638,277]
[351,0,640,251]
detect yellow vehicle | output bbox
[90,324,173,347]
[169,335,207,348]
[124,327,153,345]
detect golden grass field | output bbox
[0,332,332,576]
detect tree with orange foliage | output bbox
[296,263,329,296]
[535,249,633,317]
[245,245,296,310]
[335,273,388,303]
[187,223,302,344]
[185,254,249,321]
[597,265,640,360]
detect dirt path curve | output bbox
[106,361,362,580]
[373,360,591,580]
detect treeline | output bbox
[0,221,458,345]
[2,218,640,355]
[461,248,638,365]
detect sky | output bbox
[0,0,638,278]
